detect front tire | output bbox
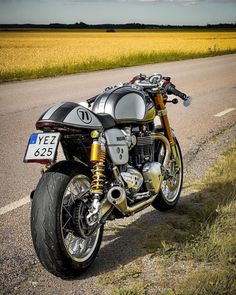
[152,138,183,211]
[31,161,104,279]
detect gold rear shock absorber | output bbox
[90,132,106,195]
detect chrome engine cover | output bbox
[121,167,143,193]
[142,162,164,196]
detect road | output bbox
[0,54,236,294]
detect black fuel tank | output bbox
[92,85,156,124]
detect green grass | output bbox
[112,283,147,295]
[157,142,236,295]
[167,201,236,295]
[98,142,236,295]
[1,48,236,83]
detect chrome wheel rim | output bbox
[60,175,100,262]
[161,146,182,203]
[157,143,182,203]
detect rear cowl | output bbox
[36,102,103,130]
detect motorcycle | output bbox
[24,73,191,279]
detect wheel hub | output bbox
[73,200,98,239]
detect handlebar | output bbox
[86,73,192,107]
[132,74,192,107]
[166,83,187,100]
[166,83,192,107]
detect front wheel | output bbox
[31,161,104,279]
[152,138,183,211]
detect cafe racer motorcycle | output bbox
[24,73,191,279]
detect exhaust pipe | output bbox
[107,133,171,215]
[107,186,128,213]
[107,186,154,214]
[151,133,171,169]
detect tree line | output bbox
[0,22,235,30]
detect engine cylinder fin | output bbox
[130,133,154,166]
[136,135,154,145]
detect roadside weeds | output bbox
[97,142,236,295]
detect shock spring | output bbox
[91,145,106,195]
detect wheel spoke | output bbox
[63,205,72,218]
[60,174,100,262]
[62,214,72,230]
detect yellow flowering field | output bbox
[0,31,236,82]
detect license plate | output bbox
[24,133,60,163]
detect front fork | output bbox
[154,92,180,167]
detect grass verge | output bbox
[165,142,236,295]
[98,142,236,295]
[1,48,236,83]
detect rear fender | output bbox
[46,160,91,177]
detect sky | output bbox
[0,0,235,26]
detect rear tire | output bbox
[31,161,104,279]
[152,138,183,211]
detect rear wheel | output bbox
[152,138,183,211]
[31,161,103,279]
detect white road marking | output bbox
[214,108,235,117]
[0,196,30,216]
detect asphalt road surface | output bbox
[0,54,236,294]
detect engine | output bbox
[118,128,161,196]
[129,132,154,167]
[107,128,164,215]
[122,127,154,168]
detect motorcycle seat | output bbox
[95,113,116,129]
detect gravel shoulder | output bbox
[184,122,236,181]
